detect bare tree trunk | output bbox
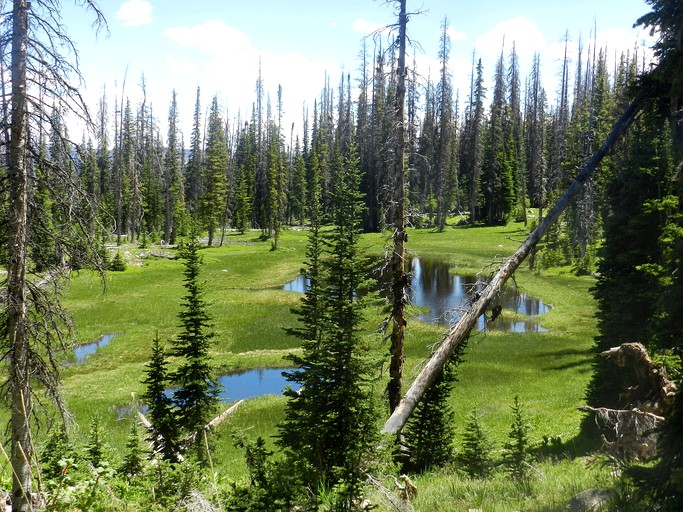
[383,99,641,435]
[387,0,408,414]
[8,3,33,509]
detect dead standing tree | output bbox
[1,1,106,510]
[383,98,642,435]
[386,0,409,415]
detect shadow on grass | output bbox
[535,347,595,371]
[532,428,603,460]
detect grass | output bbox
[3,220,614,509]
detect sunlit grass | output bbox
[7,219,608,509]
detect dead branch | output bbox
[579,405,663,461]
[601,342,677,415]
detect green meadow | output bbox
[51,220,609,510]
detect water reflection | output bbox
[217,368,300,402]
[283,257,549,332]
[409,258,549,332]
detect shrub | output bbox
[110,251,126,271]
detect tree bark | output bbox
[8,2,33,510]
[387,0,408,415]
[383,98,641,435]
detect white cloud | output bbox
[162,20,341,137]
[474,16,545,64]
[447,27,468,42]
[116,0,153,27]
[164,20,252,53]
[351,18,384,35]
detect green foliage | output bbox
[119,421,145,477]
[40,423,75,482]
[402,349,462,473]
[457,409,495,478]
[110,251,127,271]
[585,107,675,414]
[223,434,305,511]
[171,237,220,457]
[503,395,533,482]
[141,333,180,460]
[277,144,379,505]
[198,95,228,246]
[85,414,109,469]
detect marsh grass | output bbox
[4,221,610,509]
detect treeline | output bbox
[4,18,649,272]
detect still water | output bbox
[216,368,299,402]
[284,257,550,332]
[72,333,116,364]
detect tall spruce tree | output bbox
[279,143,377,506]
[200,96,228,247]
[170,237,220,457]
[164,90,184,244]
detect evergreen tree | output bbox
[278,143,378,506]
[458,409,495,478]
[170,237,220,457]
[85,414,108,468]
[402,350,461,473]
[199,96,228,246]
[460,57,486,224]
[164,90,184,244]
[585,108,674,410]
[40,423,75,482]
[141,334,180,461]
[481,47,515,225]
[503,395,532,482]
[434,16,456,231]
[185,87,203,215]
[119,420,145,477]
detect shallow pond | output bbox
[72,333,115,364]
[216,368,299,402]
[284,257,550,332]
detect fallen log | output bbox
[383,99,641,435]
[138,400,244,460]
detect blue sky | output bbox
[64,0,654,138]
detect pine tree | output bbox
[434,17,456,231]
[185,87,203,215]
[503,395,532,482]
[460,57,486,224]
[119,421,145,477]
[164,90,184,244]
[170,237,220,457]
[40,423,75,482]
[141,334,180,461]
[278,143,378,506]
[458,409,494,478]
[199,96,228,247]
[85,414,108,468]
[481,47,515,225]
[585,109,673,411]
[402,350,461,473]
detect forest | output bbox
[0,0,681,510]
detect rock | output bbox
[569,489,611,512]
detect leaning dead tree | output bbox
[383,98,642,435]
